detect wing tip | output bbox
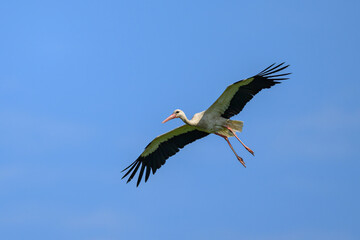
[257,62,291,80]
[122,158,142,184]
[122,157,156,187]
[136,163,146,187]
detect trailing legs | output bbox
[226,126,255,156]
[215,133,246,168]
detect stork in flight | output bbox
[122,63,290,186]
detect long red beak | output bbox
[162,113,176,123]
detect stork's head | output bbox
[162,109,185,123]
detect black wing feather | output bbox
[221,63,290,119]
[145,165,151,182]
[122,128,209,186]
[126,161,141,183]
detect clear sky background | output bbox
[1,1,359,239]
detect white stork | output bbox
[122,63,290,186]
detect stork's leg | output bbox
[215,133,246,168]
[226,126,255,156]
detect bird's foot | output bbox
[237,156,246,168]
[246,147,255,156]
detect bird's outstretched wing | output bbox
[206,63,291,119]
[122,125,209,186]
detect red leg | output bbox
[226,127,254,156]
[215,133,246,168]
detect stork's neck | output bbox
[179,112,194,126]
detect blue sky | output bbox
[1,0,359,239]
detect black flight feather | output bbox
[122,128,209,186]
[221,63,290,119]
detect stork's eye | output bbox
[175,111,179,114]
